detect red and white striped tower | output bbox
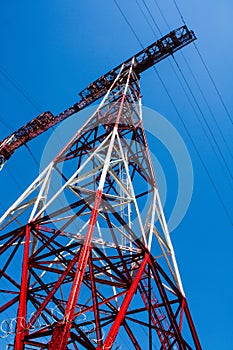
[0,60,201,349]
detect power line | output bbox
[0,66,64,170]
[151,0,233,160]
[0,64,80,237]
[180,52,233,160]
[5,163,24,193]
[172,0,186,26]
[0,115,31,193]
[113,0,144,47]
[0,66,41,113]
[173,56,233,180]
[153,0,171,31]
[0,113,41,171]
[113,0,233,225]
[138,0,233,216]
[153,65,233,225]
[24,144,40,168]
[193,42,233,124]
[0,115,14,133]
[136,0,157,38]
[141,0,162,36]
[138,0,233,181]
[171,0,233,124]
[0,66,44,170]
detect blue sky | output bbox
[0,1,232,349]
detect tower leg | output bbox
[99,253,150,350]
[184,300,202,350]
[14,225,30,350]
[48,190,102,350]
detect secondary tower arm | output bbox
[0,25,196,169]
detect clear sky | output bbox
[0,1,232,349]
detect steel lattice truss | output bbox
[0,62,201,349]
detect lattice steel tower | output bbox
[0,27,201,349]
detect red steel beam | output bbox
[149,259,187,350]
[14,225,30,350]
[98,253,150,350]
[48,189,103,349]
[28,249,82,328]
[184,300,202,350]
[89,251,103,347]
[123,321,141,350]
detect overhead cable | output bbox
[173,56,233,180]
[113,0,233,225]
[193,43,233,124]
[0,66,41,113]
[180,52,233,159]
[171,0,233,124]
[151,0,232,159]
[139,0,233,180]
[172,0,186,26]
[141,0,162,36]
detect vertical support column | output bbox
[14,225,30,350]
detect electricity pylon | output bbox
[0,60,201,349]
